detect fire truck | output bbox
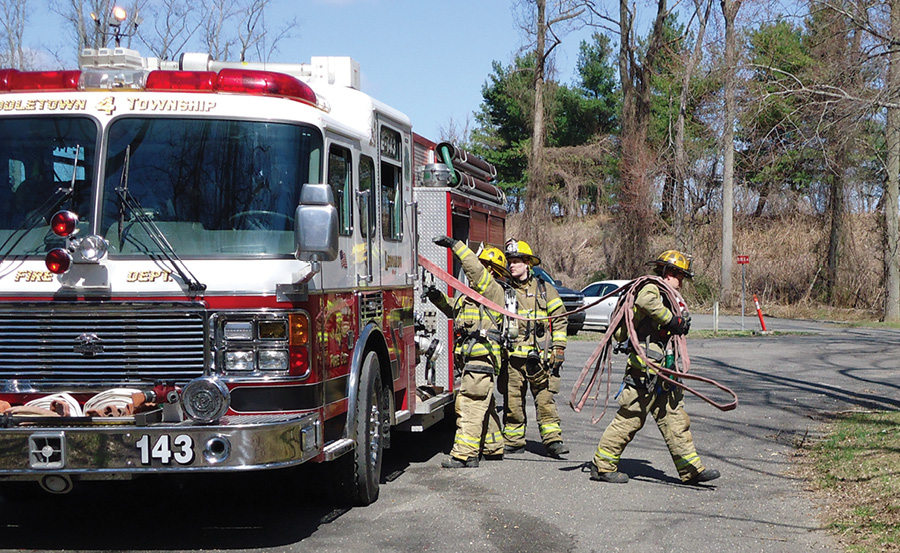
[0,46,506,505]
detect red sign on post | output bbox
[737,255,750,265]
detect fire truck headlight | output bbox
[258,349,288,372]
[225,350,255,372]
[224,321,253,340]
[181,376,230,424]
[258,319,288,340]
[77,234,108,262]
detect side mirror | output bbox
[295,184,338,262]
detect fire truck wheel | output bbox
[335,351,386,506]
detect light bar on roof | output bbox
[215,68,317,105]
[0,65,319,107]
[145,70,216,91]
[144,67,317,104]
[0,70,81,92]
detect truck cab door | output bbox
[375,119,412,288]
[357,152,378,287]
[325,136,360,289]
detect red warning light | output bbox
[45,248,72,274]
[50,211,78,237]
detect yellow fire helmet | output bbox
[504,239,541,267]
[478,246,511,279]
[651,249,694,278]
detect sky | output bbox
[27,0,601,142]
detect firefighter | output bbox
[590,250,721,484]
[428,236,509,468]
[502,239,569,458]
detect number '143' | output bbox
[135,434,195,465]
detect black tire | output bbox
[334,351,386,506]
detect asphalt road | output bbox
[1,317,895,553]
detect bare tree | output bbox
[202,0,237,60]
[0,0,28,69]
[514,0,584,252]
[885,0,900,320]
[673,0,713,248]
[719,0,742,302]
[809,0,900,317]
[139,0,200,60]
[803,6,867,304]
[587,0,670,278]
[439,115,473,146]
[202,0,294,62]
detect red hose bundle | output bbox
[569,276,738,424]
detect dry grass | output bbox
[509,211,883,315]
[689,213,882,311]
[506,213,615,288]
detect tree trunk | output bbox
[753,180,769,217]
[526,0,548,251]
[885,0,900,321]
[674,0,712,246]
[719,0,741,304]
[825,163,845,303]
[613,0,667,278]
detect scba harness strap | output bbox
[455,300,503,373]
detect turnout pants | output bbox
[450,369,503,461]
[502,356,562,448]
[592,376,705,482]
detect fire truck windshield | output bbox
[0,116,96,256]
[101,117,323,258]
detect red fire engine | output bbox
[0,46,506,505]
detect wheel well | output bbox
[345,323,395,442]
[365,332,393,397]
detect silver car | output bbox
[580,280,631,331]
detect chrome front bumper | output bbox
[0,412,321,478]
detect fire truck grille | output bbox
[0,303,207,382]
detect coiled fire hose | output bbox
[569,275,738,424]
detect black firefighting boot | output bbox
[504,444,525,455]
[684,468,720,484]
[441,456,479,469]
[590,464,629,483]
[545,441,569,458]
[481,452,504,461]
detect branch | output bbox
[751,63,898,109]
[583,2,622,36]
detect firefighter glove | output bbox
[665,315,690,336]
[433,235,455,248]
[552,346,565,374]
[425,286,444,304]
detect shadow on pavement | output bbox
[0,421,452,551]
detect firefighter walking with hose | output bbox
[428,236,510,468]
[590,250,721,484]
[502,239,569,458]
